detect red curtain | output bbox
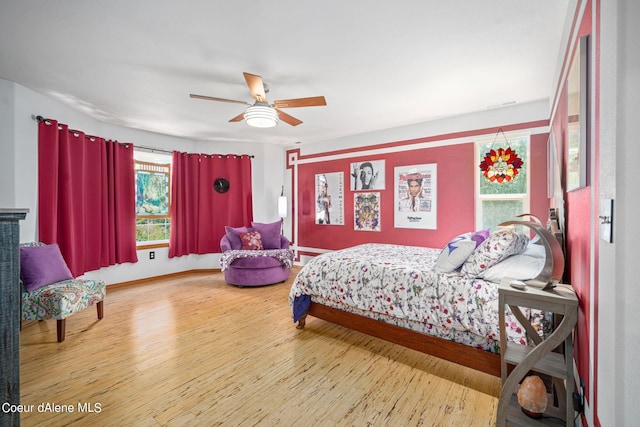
[38,119,138,276]
[169,152,253,258]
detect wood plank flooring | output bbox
[19,268,500,426]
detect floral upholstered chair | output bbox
[20,242,106,342]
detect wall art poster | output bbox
[354,192,381,231]
[315,172,344,225]
[350,160,385,191]
[566,34,589,191]
[394,163,437,229]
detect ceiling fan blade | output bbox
[273,96,327,109]
[229,112,245,123]
[243,72,268,103]
[190,94,250,105]
[276,109,303,126]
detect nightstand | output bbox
[496,279,578,427]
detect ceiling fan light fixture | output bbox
[244,104,279,128]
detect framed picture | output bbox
[547,130,557,198]
[566,34,589,191]
[350,160,385,190]
[547,130,566,237]
[315,172,344,225]
[394,163,437,229]
[354,192,381,231]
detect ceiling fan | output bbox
[190,72,327,128]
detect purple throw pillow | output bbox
[20,243,73,292]
[225,226,254,250]
[251,221,282,249]
[471,228,491,247]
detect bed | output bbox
[289,220,563,377]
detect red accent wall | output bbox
[549,1,597,419]
[288,125,550,255]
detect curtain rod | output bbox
[135,145,174,155]
[141,147,255,158]
[34,115,254,158]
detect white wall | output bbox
[2,80,286,284]
[597,2,617,425]
[598,1,640,426]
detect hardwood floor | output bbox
[19,268,500,426]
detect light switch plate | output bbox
[599,199,613,243]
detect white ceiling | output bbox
[0,1,570,146]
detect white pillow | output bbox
[522,242,546,259]
[479,254,544,283]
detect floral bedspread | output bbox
[289,243,538,353]
[220,249,294,271]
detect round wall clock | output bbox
[214,178,230,193]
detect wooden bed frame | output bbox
[295,216,566,378]
[300,302,502,377]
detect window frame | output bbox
[474,131,531,230]
[134,158,172,247]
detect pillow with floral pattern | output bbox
[239,231,264,250]
[460,228,529,277]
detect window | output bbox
[475,133,530,230]
[134,151,172,245]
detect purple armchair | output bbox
[220,234,293,287]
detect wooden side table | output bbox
[496,279,578,427]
